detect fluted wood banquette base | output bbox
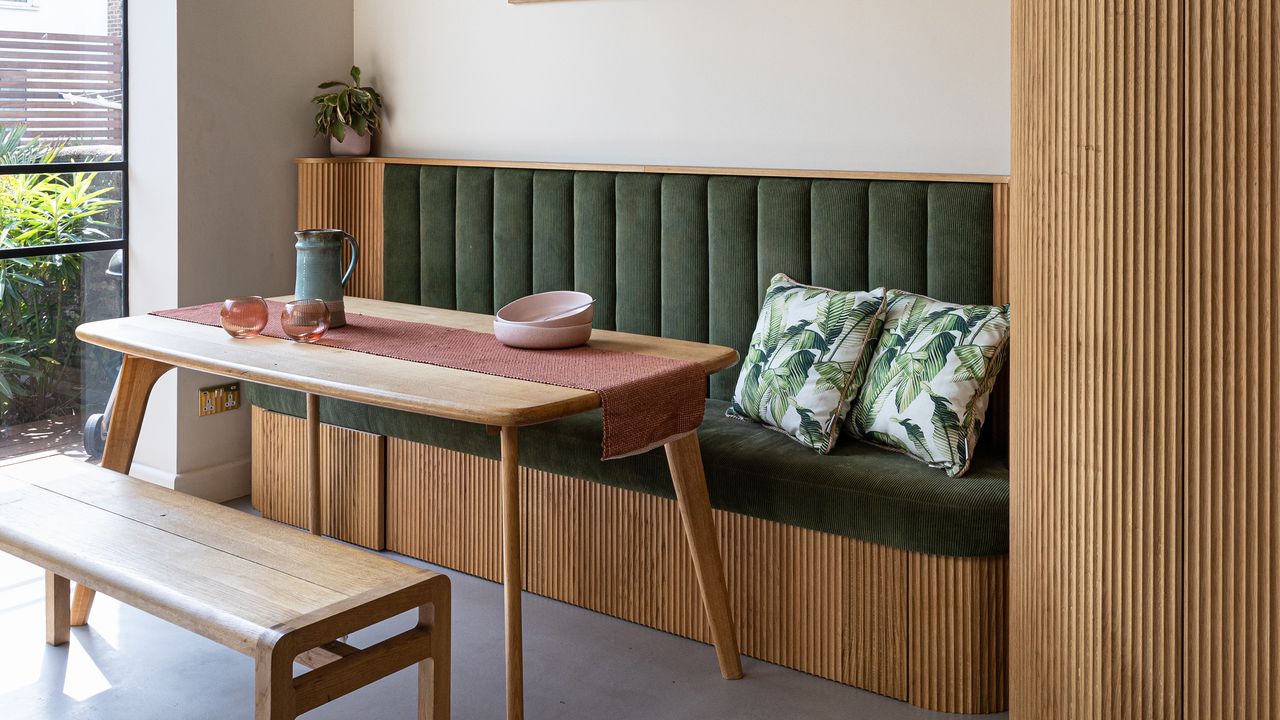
[250,406,1007,714]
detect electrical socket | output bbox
[198,382,242,417]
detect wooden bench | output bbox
[0,455,450,720]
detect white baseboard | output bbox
[129,456,250,503]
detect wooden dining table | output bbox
[74,296,744,720]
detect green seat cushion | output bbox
[247,384,1008,557]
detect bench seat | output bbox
[248,385,1008,557]
[0,455,450,720]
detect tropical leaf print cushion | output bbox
[727,274,886,453]
[846,290,1010,477]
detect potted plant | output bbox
[312,66,383,157]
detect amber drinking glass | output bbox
[219,296,269,338]
[281,299,331,343]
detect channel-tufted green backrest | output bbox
[381,165,995,403]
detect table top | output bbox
[0,455,438,655]
[76,296,739,427]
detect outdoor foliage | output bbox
[0,126,119,424]
[0,124,53,165]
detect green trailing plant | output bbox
[0,126,118,421]
[312,65,383,142]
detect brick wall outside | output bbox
[107,0,123,37]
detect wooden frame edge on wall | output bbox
[295,156,1010,186]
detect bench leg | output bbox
[418,582,451,720]
[73,354,174,626]
[254,643,297,720]
[45,571,69,646]
[70,584,94,628]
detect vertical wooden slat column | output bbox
[385,440,504,582]
[383,440,1012,710]
[908,554,1007,713]
[986,184,1011,455]
[1185,1,1278,718]
[250,407,386,549]
[297,158,386,299]
[1011,1,1183,718]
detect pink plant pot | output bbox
[330,130,372,157]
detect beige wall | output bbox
[128,0,352,499]
[354,0,1011,175]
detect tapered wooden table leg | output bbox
[306,393,322,536]
[499,426,523,720]
[664,431,743,679]
[71,354,172,627]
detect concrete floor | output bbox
[0,498,1008,720]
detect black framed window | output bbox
[0,0,127,454]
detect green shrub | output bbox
[0,126,118,424]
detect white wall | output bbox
[354,0,1010,175]
[128,0,352,500]
[126,0,179,483]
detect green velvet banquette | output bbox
[249,157,1010,713]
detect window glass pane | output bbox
[0,0,125,163]
[1,169,122,247]
[0,248,123,461]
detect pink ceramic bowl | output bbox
[493,319,592,350]
[496,291,594,328]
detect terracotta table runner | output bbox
[153,302,706,459]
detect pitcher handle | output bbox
[340,233,359,287]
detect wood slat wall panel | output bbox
[844,538,908,698]
[908,554,1007,714]
[1011,1,1184,718]
[320,422,386,550]
[385,439,503,583]
[985,183,1011,457]
[249,407,386,549]
[1016,0,1278,717]
[522,467,707,641]
[251,406,301,524]
[1185,1,1278,718]
[297,159,386,300]
[992,183,1009,306]
[378,438,1004,712]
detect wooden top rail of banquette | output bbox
[295,156,1011,186]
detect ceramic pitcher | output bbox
[294,229,358,328]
